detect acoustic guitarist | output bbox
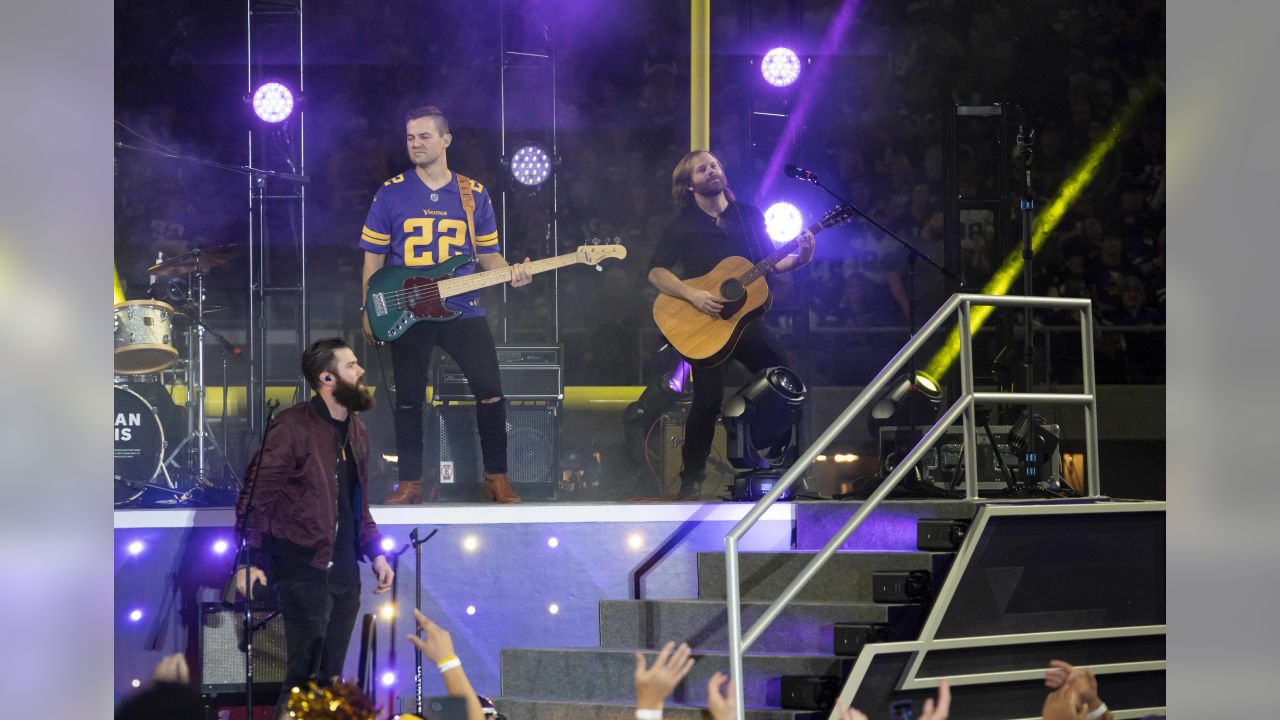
[359,105,530,505]
[646,150,815,499]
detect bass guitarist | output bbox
[360,105,530,504]
[646,150,815,499]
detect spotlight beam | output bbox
[923,79,1157,382]
[756,0,860,201]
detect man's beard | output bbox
[693,175,725,197]
[333,376,375,413]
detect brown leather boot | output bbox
[382,480,423,505]
[481,472,522,503]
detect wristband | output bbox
[436,656,461,673]
[635,710,662,720]
[1083,703,1107,720]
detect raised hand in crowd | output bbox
[1041,685,1089,720]
[634,641,696,711]
[150,652,190,685]
[706,671,740,720]
[1045,660,1108,719]
[833,678,949,720]
[407,609,484,720]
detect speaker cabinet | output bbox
[658,406,733,499]
[437,403,559,501]
[199,602,286,699]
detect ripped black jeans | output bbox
[389,316,508,481]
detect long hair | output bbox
[671,150,735,208]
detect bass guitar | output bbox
[367,241,626,342]
[652,205,853,366]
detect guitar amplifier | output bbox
[198,601,286,699]
[437,403,559,501]
[433,345,562,401]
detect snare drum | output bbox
[114,300,178,374]
[114,385,166,504]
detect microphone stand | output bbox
[384,537,413,714]
[791,170,959,486]
[224,398,281,720]
[1015,123,1045,493]
[408,527,439,716]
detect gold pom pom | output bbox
[284,678,380,720]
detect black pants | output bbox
[683,318,791,478]
[273,578,361,713]
[390,316,507,481]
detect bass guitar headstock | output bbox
[576,237,627,267]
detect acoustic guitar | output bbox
[652,205,853,366]
[366,241,626,342]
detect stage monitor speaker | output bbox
[780,675,840,710]
[198,602,286,699]
[437,403,559,501]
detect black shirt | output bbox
[269,396,361,585]
[648,201,773,278]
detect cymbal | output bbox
[148,244,242,277]
[176,304,225,316]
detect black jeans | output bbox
[273,578,361,714]
[683,318,791,478]
[390,316,507,481]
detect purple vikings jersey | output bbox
[360,170,501,318]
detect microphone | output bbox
[784,163,819,183]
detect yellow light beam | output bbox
[924,81,1157,381]
[690,0,711,150]
[113,264,126,304]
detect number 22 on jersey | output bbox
[403,217,469,266]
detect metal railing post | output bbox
[724,535,746,720]
[957,299,980,499]
[1080,307,1101,496]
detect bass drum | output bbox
[114,385,166,505]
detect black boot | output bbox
[674,471,704,500]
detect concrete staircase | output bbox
[495,502,969,720]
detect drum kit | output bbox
[113,244,242,506]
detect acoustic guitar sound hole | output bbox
[719,279,745,302]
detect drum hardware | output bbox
[114,385,178,505]
[147,246,243,493]
[148,243,243,278]
[113,299,179,375]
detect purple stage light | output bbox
[466,605,477,616]
[381,537,396,552]
[764,202,803,243]
[252,82,294,123]
[381,671,396,687]
[668,360,691,393]
[212,539,229,555]
[127,540,144,556]
[128,609,143,622]
[546,536,559,549]
[510,144,552,186]
[761,47,801,87]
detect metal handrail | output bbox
[722,294,1099,720]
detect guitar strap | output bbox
[455,173,480,258]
